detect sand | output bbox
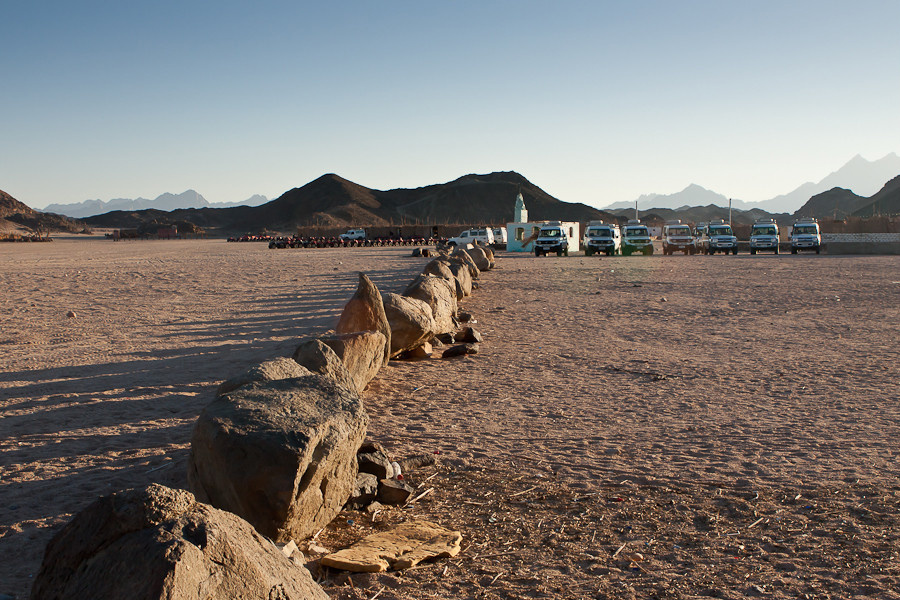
[1,238,898,599]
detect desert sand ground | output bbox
[1,238,898,599]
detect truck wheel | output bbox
[733,248,738,255]
[750,249,756,255]
[774,247,780,254]
[585,247,593,256]
[563,248,569,256]
[791,248,797,254]
[815,246,820,254]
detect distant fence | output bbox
[823,233,900,255]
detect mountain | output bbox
[82,172,618,235]
[208,195,269,209]
[794,174,900,218]
[794,188,868,219]
[851,174,900,217]
[606,204,789,226]
[41,190,268,218]
[603,153,900,214]
[604,184,736,212]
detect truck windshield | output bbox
[588,228,611,237]
[668,226,691,236]
[710,226,733,235]
[793,225,818,234]
[625,228,648,237]
[541,229,562,237]
[752,226,776,235]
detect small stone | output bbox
[404,343,433,360]
[305,542,329,555]
[660,297,668,302]
[66,311,77,318]
[365,501,386,514]
[434,332,455,344]
[377,479,415,505]
[458,311,475,323]
[441,343,479,358]
[453,327,483,344]
[358,452,394,480]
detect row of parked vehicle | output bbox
[579,217,822,256]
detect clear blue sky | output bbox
[3,1,898,209]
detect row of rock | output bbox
[30,243,496,599]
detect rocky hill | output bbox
[84,172,617,235]
[795,175,900,219]
[1,189,84,236]
[852,174,900,217]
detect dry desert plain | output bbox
[1,238,899,600]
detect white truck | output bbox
[790,217,821,254]
[749,219,780,254]
[448,227,495,247]
[583,221,621,256]
[621,220,654,256]
[534,221,579,257]
[662,220,698,255]
[492,227,508,247]
[339,228,367,241]
[706,220,739,255]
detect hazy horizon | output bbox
[3,2,899,211]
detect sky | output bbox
[3,1,899,210]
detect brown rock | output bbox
[358,451,395,480]
[336,272,391,367]
[464,246,493,271]
[454,327,483,344]
[447,258,473,297]
[292,338,357,392]
[321,520,462,572]
[382,293,437,358]
[451,247,480,279]
[377,479,415,505]
[441,343,479,358]
[322,331,387,394]
[187,374,368,543]
[30,484,327,600]
[403,342,433,360]
[216,357,312,396]
[403,274,457,334]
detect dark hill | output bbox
[85,172,617,235]
[1,189,36,218]
[852,174,900,217]
[1,188,85,235]
[607,204,789,226]
[794,187,869,219]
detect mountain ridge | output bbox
[603,153,900,213]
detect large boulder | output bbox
[382,293,437,358]
[292,337,357,392]
[30,484,327,600]
[464,245,493,271]
[322,331,387,394]
[422,259,463,301]
[402,274,458,335]
[451,247,480,279]
[336,272,391,367]
[216,357,312,396]
[188,374,368,543]
[446,259,473,297]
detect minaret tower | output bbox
[514,191,528,223]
